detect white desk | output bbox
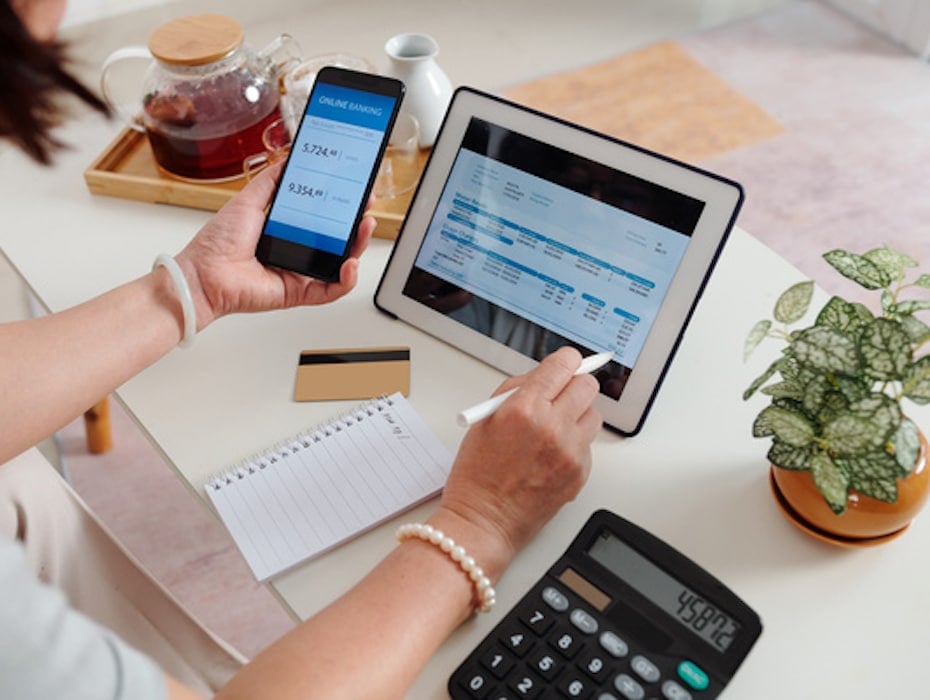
[3,6,930,698]
[5,122,930,698]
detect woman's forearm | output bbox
[0,267,183,462]
[214,506,513,700]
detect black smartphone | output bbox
[256,67,405,281]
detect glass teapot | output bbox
[101,14,301,182]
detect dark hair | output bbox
[0,0,109,165]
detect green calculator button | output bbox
[678,660,709,690]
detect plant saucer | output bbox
[768,471,909,548]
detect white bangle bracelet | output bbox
[152,254,196,348]
[396,522,496,613]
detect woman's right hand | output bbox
[432,346,602,582]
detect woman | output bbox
[0,1,602,698]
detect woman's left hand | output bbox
[175,163,376,330]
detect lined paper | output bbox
[205,393,453,581]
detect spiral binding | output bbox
[206,394,394,491]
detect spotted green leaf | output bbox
[824,415,882,455]
[823,250,891,290]
[774,281,814,324]
[743,319,772,361]
[753,406,815,446]
[761,381,803,400]
[767,439,814,471]
[809,452,849,514]
[903,356,930,405]
[853,475,898,502]
[837,450,899,502]
[743,357,782,400]
[771,397,807,415]
[816,391,851,426]
[824,395,900,455]
[789,326,859,375]
[890,300,930,315]
[801,373,829,416]
[834,375,870,403]
[849,392,901,424]
[778,356,808,383]
[859,318,912,381]
[914,274,930,289]
[847,394,902,435]
[891,418,921,475]
[863,246,917,282]
[898,314,930,344]
[816,295,873,334]
[881,290,895,314]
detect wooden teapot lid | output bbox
[148,14,245,66]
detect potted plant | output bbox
[743,245,930,543]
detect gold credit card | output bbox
[294,347,411,401]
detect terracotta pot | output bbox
[770,428,930,545]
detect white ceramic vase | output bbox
[383,33,453,148]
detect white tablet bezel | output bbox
[375,87,743,435]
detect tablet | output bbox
[375,88,743,435]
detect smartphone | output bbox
[256,67,405,281]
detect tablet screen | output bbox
[376,87,742,435]
[400,118,705,400]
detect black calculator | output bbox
[448,510,761,699]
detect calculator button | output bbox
[569,608,598,635]
[596,695,620,700]
[542,586,570,612]
[481,646,515,679]
[661,680,692,700]
[501,625,536,657]
[549,626,583,659]
[459,667,494,697]
[557,673,591,698]
[488,692,519,700]
[508,670,545,698]
[599,631,629,658]
[536,690,561,700]
[676,661,709,691]
[520,605,555,635]
[577,650,611,683]
[528,648,564,681]
[630,655,661,684]
[613,673,645,700]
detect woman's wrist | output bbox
[151,261,190,347]
[152,254,197,346]
[152,253,217,343]
[426,505,516,586]
[173,253,216,331]
[396,523,497,613]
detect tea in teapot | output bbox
[101,14,300,182]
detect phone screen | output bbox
[258,69,403,280]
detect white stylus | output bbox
[456,350,614,428]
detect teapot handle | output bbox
[257,33,303,88]
[100,46,153,133]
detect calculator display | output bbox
[588,529,740,653]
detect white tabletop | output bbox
[3,5,930,697]
[5,124,930,696]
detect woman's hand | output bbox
[434,347,603,581]
[174,163,376,330]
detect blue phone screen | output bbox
[263,82,398,256]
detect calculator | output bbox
[448,510,762,699]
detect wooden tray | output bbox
[83,127,428,240]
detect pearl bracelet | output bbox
[396,523,496,613]
[152,254,196,348]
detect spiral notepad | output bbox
[205,392,453,581]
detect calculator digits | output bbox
[448,510,762,699]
